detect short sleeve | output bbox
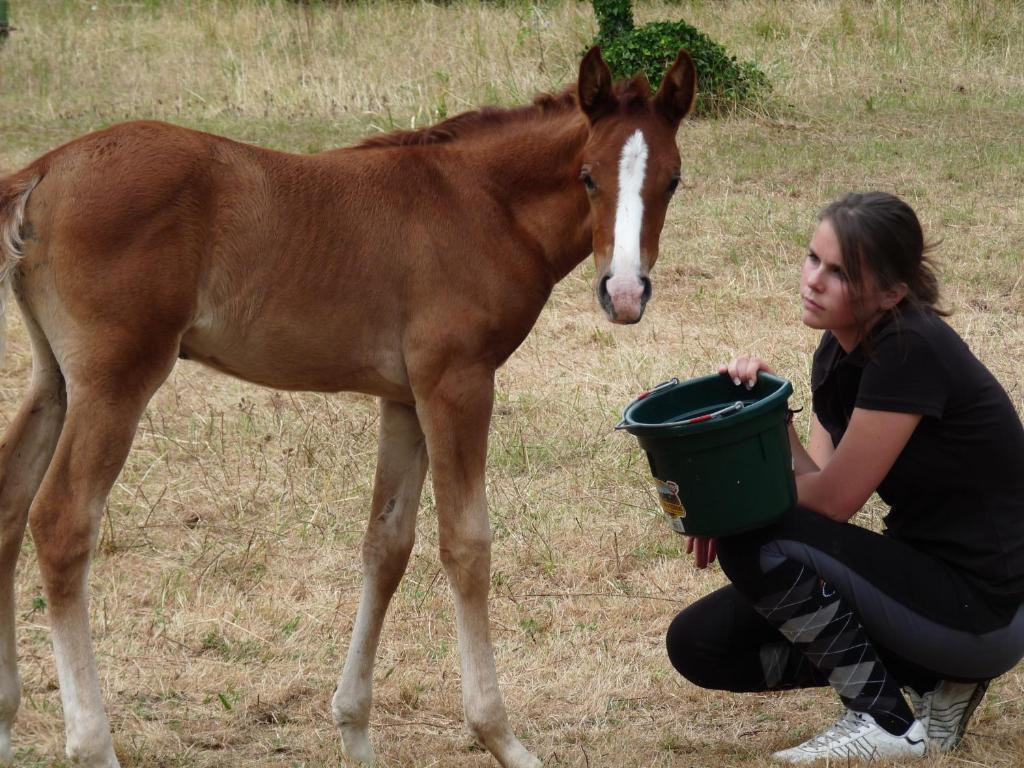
[856,329,947,417]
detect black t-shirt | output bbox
[811,309,1024,604]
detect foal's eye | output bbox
[666,175,681,197]
[579,169,597,193]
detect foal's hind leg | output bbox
[28,348,176,768]
[0,321,66,764]
[333,399,427,764]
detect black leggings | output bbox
[667,507,1024,695]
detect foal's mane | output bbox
[355,76,654,149]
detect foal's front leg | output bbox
[418,367,541,768]
[333,399,428,764]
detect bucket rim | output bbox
[617,372,793,437]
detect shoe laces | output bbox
[802,710,869,748]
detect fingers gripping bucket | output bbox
[617,374,797,537]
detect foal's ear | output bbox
[654,49,698,126]
[578,46,616,124]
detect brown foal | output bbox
[0,48,696,767]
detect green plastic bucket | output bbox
[617,373,796,537]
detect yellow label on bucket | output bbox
[655,478,685,518]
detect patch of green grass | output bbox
[200,628,265,663]
[14,748,69,768]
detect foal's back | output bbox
[6,120,542,400]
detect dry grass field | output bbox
[1,1,1022,766]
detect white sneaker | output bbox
[771,710,926,764]
[906,680,989,753]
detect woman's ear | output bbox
[881,282,909,310]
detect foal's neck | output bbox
[472,114,594,283]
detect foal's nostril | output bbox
[597,273,615,316]
[640,276,652,304]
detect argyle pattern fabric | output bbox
[753,560,914,735]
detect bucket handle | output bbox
[615,377,679,430]
[616,398,745,430]
[661,400,745,427]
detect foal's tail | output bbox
[0,172,41,364]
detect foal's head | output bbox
[577,47,697,324]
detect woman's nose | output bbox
[805,265,823,291]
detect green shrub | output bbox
[592,0,770,116]
[593,0,635,45]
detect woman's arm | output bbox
[789,422,817,475]
[791,412,835,475]
[807,413,835,468]
[797,408,921,522]
[715,356,919,529]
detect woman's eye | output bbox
[806,252,819,264]
[580,170,596,193]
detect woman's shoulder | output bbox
[865,308,1006,408]
[873,309,962,356]
[881,307,946,335]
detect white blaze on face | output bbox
[606,130,649,318]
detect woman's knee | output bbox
[665,593,756,690]
[666,608,720,688]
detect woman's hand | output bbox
[719,355,775,390]
[686,536,717,569]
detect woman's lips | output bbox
[803,296,824,311]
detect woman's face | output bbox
[801,219,875,348]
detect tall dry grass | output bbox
[1,1,1023,766]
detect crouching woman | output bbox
[667,192,1024,763]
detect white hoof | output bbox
[504,747,542,768]
[340,726,376,765]
[65,743,120,768]
[0,723,12,765]
[481,733,541,768]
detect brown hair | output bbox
[820,192,948,337]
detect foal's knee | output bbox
[28,501,94,601]
[362,499,416,569]
[439,529,491,592]
[362,519,414,559]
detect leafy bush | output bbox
[592,0,769,116]
[593,0,635,44]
